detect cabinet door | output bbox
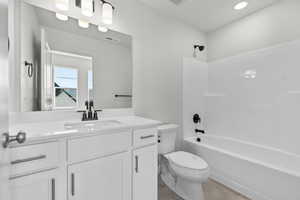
[68,152,131,200]
[133,145,158,200]
[10,169,62,200]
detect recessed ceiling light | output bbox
[234,1,248,10]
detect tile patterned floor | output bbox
[159,179,251,200]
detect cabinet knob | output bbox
[2,131,26,148]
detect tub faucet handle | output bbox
[193,114,201,124]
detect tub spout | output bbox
[195,129,205,134]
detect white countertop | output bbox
[9,116,161,142]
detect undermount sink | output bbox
[64,120,122,130]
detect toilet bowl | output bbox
[166,151,210,182]
[158,124,209,200]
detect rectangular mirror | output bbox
[16,2,132,112]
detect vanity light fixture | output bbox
[101,0,114,25]
[234,1,248,10]
[55,0,69,11]
[98,25,108,32]
[78,19,90,28]
[56,13,69,21]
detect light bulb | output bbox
[102,2,113,25]
[82,0,94,17]
[78,20,89,28]
[56,13,68,21]
[55,0,69,11]
[98,25,108,32]
[234,1,248,10]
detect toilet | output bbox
[158,124,209,200]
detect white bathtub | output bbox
[184,135,300,200]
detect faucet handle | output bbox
[93,111,98,120]
[193,114,201,124]
[93,110,102,121]
[77,110,88,121]
[85,100,89,110]
[82,111,88,121]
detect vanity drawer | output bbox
[10,141,60,177]
[68,131,132,163]
[133,128,157,148]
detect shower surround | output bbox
[182,39,300,200]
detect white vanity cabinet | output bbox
[67,130,132,200]
[8,126,158,200]
[68,151,131,200]
[10,169,62,200]
[133,145,158,200]
[132,128,158,200]
[8,141,65,200]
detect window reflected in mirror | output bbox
[54,66,78,109]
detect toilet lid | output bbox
[167,151,208,170]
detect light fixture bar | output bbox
[56,0,69,11]
[75,0,95,14]
[100,0,115,10]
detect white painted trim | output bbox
[9,0,22,112]
[50,50,92,60]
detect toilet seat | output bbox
[166,151,208,170]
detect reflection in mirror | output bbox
[18,2,132,112]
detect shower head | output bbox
[193,45,205,58]
[194,45,205,52]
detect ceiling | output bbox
[137,0,279,32]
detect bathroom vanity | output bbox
[8,116,160,200]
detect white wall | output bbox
[183,39,300,156]
[208,0,300,61]
[182,58,208,139]
[115,0,207,125]
[20,2,41,111]
[23,0,207,127]
[178,0,300,156]
[45,27,133,109]
[207,39,300,156]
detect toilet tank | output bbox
[158,124,179,154]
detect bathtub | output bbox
[183,135,300,200]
